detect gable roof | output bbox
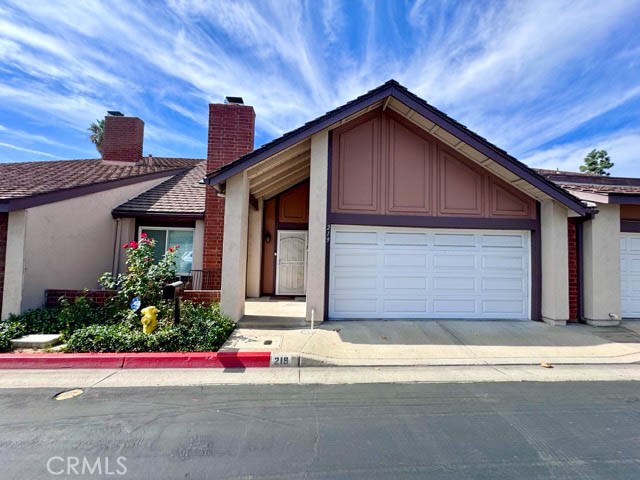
[113,162,206,218]
[206,80,592,216]
[537,169,640,204]
[0,157,200,212]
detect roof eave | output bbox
[0,168,190,212]
[207,81,592,216]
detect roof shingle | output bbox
[113,162,206,217]
[0,157,200,201]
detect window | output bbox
[138,227,195,274]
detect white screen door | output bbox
[276,230,308,295]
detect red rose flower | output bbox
[168,247,175,253]
[129,241,138,249]
[140,232,148,238]
[122,243,129,249]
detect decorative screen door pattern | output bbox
[276,230,308,295]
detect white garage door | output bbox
[329,225,531,320]
[620,234,640,318]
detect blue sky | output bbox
[0,0,639,175]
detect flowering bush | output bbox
[99,234,179,322]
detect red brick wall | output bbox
[568,219,579,322]
[45,289,220,307]
[182,290,220,303]
[0,213,7,313]
[45,289,117,307]
[202,102,255,289]
[102,115,144,163]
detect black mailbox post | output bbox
[163,281,184,324]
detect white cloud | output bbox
[0,0,637,170]
[0,141,58,158]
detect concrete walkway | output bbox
[222,319,640,366]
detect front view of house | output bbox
[205,80,611,326]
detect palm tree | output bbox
[88,119,105,155]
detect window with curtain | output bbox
[139,227,194,274]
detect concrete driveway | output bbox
[221,320,640,366]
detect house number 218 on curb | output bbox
[271,355,292,366]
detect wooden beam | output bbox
[249,153,309,189]
[254,168,310,198]
[250,160,310,193]
[246,144,309,180]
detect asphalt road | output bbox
[0,382,639,479]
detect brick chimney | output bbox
[203,97,255,289]
[101,113,144,163]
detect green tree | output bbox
[579,149,614,176]
[88,119,105,155]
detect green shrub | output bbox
[66,301,235,353]
[0,318,26,352]
[6,307,59,335]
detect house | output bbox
[204,79,634,327]
[3,80,637,327]
[537,169,640,324]
[0,112,206,318]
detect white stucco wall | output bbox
[4,176,171,315]
[2,211,27,319]
[540,200,570,325]
[220,171,250,321]
[246,199,263,298]
[583,203,621,324]
[306,130,329,323]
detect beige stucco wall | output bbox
[583,203,621,324]
[306,130,329,323]
[246,199,263,298]
[540,200,569,325]
[220,171,250,321]
[2,211,27,319]
[4,176,171,315]
[192,220,205,271]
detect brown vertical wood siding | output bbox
[330,110,535,220]
[0,212,7,313]
[261,198,277,295]
[261,181,310,295]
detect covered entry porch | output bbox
[218,131,328,322]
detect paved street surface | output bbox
[1,382,639,479]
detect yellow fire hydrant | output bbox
[140,306,158,334]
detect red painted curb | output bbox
[122,352,271,369]
[0,352,271,369]
[0,353,125,369]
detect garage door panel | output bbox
[481,277,525,291]
[333,275,377,291]
[432,277,476,292]
[481,234,525,248]
[332,297,378,314]
[383,276,427,290]
[434,255,476,269]
[383,299,428,314]
[481,299,527,315]
[433,233,475,247]
[334,230,378,245]
[384,232,428,245]
[333,252,377,268]
[481,255,525,270]
[384,253,427,267]
[433,299,477,314]
[329,225,530,320]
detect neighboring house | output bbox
[538,170,640,324]
[0,113,204,318]
[204,79,633,327]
